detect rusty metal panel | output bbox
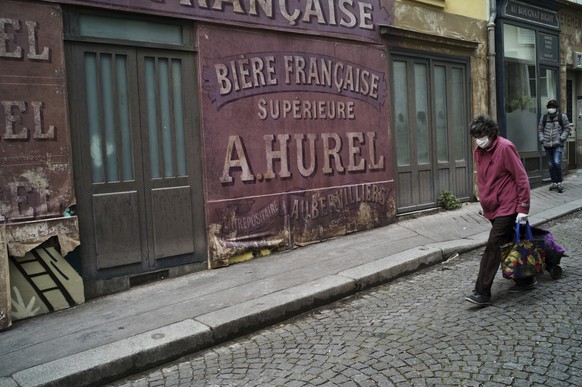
[0,1,74,226]
[199,26,395,267]
[50,0,390,43]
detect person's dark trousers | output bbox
[474,214,516,296]
[545,146,564,183]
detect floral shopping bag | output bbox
[500,221,545,279]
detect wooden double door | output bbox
[67,42,206,292]
[391,54,472,213]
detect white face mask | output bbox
[548,108,557,115]
[475,136,490,149]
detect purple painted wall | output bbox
[0,1,74,225]
[198,26,395,267]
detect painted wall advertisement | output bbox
[0,0,79,259]
[199,26,395,267]
[56,0,389,43]
[1,1,79,329]
[0,1,74,226]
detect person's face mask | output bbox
[548,108,557,114]
[475,136,490,149]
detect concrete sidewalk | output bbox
[2,170,582,387]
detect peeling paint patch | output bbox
[207,183,396,268]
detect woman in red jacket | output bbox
[465,115,535,307]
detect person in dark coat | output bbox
[465,115,534,307]
[538,99,570,193]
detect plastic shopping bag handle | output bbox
[514,220,533,242]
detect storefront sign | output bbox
[199,26,394,267]
[53,0,390,42]
[504,1,559,29]
[537,32,559,64]
[0,1,74,225]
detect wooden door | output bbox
[67,42,206,286]
[391,54,471,213]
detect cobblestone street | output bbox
[109,211,582,387]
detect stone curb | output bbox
[196,275,357,343]
[10,320,213,387]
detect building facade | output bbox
[1,0,579,329]
[559,2,582,172]
[494,0,582,183]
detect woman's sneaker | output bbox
[464,292,492,306]
[557,182,564,193]
[509,278,537,292]
[549,183,557,191]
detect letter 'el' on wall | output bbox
[0,0,74,225]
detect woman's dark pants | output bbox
[474,214,516,296]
